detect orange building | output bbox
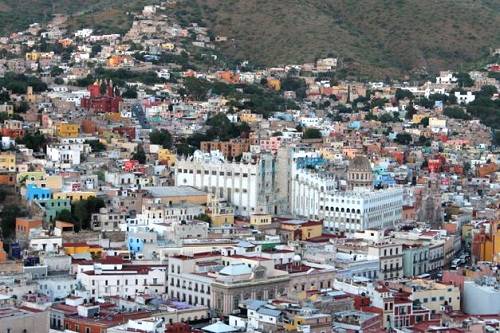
[476,163,497,177]
[267,78,281,91]
[16,217,43,237]
[0,172,16,186]
[472,221,500,263]
[280,220,323,241]
[200,139,250,159]
[217,71,240,84]
[0,240,7,263]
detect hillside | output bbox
[174,0,500,77]
[0,0,154,35]
[2,0,500,77]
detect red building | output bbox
[112,126,136,140]
[81,81,122,113]
[428,159,442,173]
[64,307,152,333]
[0,128,24,139]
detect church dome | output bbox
[348,155,372,172]
[347,155,373,190]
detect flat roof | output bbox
[143,186,207,197]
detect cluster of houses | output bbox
[0,2,498,333]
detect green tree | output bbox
[183,77,210,100]
[395,88,414,100]
[1,204,27,240]
[365,112,378,121]
[455,72,474,88]
[86,140,106,152]
[71,197,105,231]
[420,117,429,128]
[476,85,497,98]
[50,66,64,77]
[14,101,30,113]
[150,129,173,149]
[281,77,307,99]
[394,133,412,145]
[16,131,47,152]
[303,127,322,139]
[56,209,75,223]
[132,145,146,164]
[443,107,471,120]
[122,87,138,99]
[379,113,394,123]
[405,103,417,120]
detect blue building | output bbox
[296,156,326,169]
[349,121,361,130]
[25,184,52,201]
[128,236,144,255]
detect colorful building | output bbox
[25,184,53,201]
[280,220,323,241]
[81,81,123,113]
[472,221,500,263]
[62,242,103,257]
[53,191,97,202]
[0,152,16,172]
[267,78,281,91]
[56,123,80,138]
[250,214,272,226]
[157,149,176,166]
[37,199,72,224]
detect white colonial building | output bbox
[174,151,277,216]
[76,262,167,299]
[291,168,403,233]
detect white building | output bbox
[463,278,500,315]
[168,253,219,308]
[367,242,403,280]
[37,276,77,301]
[76,262,167,299]
[46,142,90,166]
[291,168,403,233]
[435,71,456,84]
[175,152,277,216]
[454,91,476,104]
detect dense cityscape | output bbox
[0,2,498,333]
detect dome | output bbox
[293,255,302,262]
[348,155,372,172]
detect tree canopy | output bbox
[150,129,173,149]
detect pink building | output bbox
[260,136,283,154]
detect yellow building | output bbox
[267,78,281,91]
[406,279,460,313]
[158,149,176,166]
[0,153,16,172]
[17,171,45,183]
[412,114,428,124]
[239,111,263,123]
[207,194,234,227]
[58,38,73,48]
[63,242,103,257]
[161,43,175,51]
[473,221,500,263]
[280,220,323,241]
[250,214,272,226]
[284,313,331,332]
[56,123,80,138]
[318,148,337,161]
[105,112,122,122]
[25,51,54,61]
[26,175,63,191]
[53,191,97,202]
